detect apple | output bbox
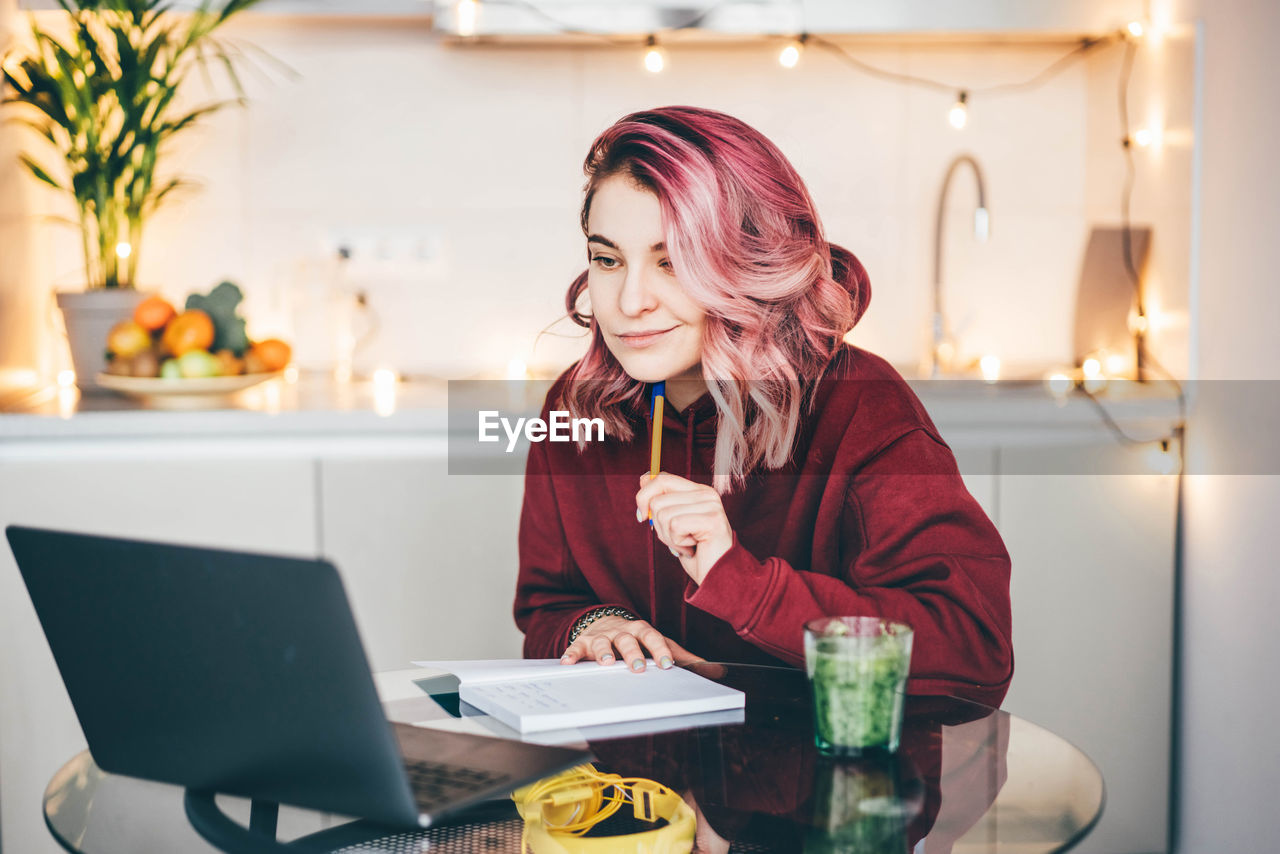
[107,320,152,358]
[160,358,182,379]
[177,349,221,378]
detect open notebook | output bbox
[413,659,746,734]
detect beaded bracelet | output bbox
[567,606,638,645]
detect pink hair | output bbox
[560,106,870,493]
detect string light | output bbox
[948,91,968,129]
[979,354,1001,383]
[57,369,76,388]
[1045,372,1074,400]
[456,0,479,37]
[507,357,529,380]
[372,367,399,417]
[115,242,132,259]
[779,34,807,69]
[643,35,665,73]
[1133,126,1161,148]
[1126,20,1145,38]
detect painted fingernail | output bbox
[637,508,644,523]
[659,656,673,669]
[560,653,573,663]
[631,659,645,672]
[670,547,682,558]
[601,654,614,664]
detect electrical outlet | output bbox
[322,225,446,271]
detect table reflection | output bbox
[588,664,1009,852]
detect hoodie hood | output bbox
[834,243,873,327]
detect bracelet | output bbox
[567,606,638,645]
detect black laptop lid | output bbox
[6,525,420,826]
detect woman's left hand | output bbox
[636,472,734,585]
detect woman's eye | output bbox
[660,259,673,272]
[591,255,618,269]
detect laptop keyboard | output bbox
[405,759,511,807]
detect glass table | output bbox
[43,663,1103,853]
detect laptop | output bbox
[5,525,591,829]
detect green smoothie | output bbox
[805,618,913,755]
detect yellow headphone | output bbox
[512,764,696,854]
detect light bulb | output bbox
[506,358,528,380]
[1127,20,1145,38]
[1045,372,1074,400]
[372,367,398,388]
[779,43,800,68]
[57,369,76,388]
[456,0,478,37]
[979,354,1001,383]
[115,242,132,259]
[1082,357,1102,379]
[949,92,968,130]
[1133,127,1159,148]
[644,36,665,73]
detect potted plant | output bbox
[1,0,263,389]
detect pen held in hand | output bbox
[648,381,664,524]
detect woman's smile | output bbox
[615,325,679,349]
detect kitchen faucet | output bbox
[931,154,989,377]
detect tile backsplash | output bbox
[0,13,1190,383]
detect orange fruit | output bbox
[133,295,177,332]
[161,310,215,357]
[249,338,292,372]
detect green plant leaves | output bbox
[1,0,270,289]
[18,154,65,190]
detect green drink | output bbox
[805,618,913,755]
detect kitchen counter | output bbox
[0,372,1184,459]
[0,374,450,459]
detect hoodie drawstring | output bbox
[680,407,696,644]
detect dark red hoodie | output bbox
[514,349,1014,707]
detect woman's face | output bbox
[585,174,705,386]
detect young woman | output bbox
[513,106,1013,706]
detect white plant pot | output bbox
[56,289,150,391]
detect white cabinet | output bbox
[0,457,318,854]
[318,457,526,670]
[996,443,1177,854]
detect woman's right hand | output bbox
[561,616,703,673]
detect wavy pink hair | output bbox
[560,106,870,493]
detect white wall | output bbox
[0,14,1111,385]
[1175,0,1280,850]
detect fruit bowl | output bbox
[95,372,282,410]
